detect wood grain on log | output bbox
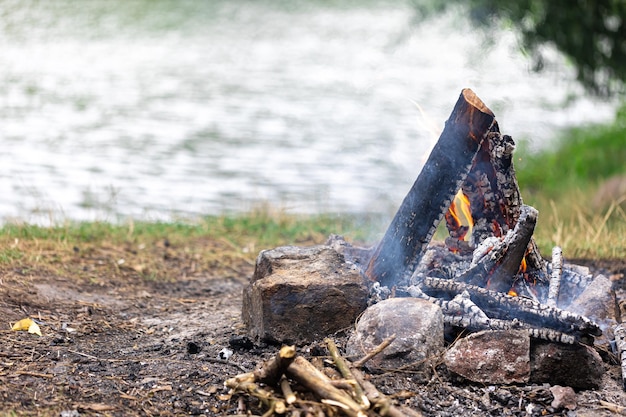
[365,89,495,288]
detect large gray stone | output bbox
[444,329,531,384]
[346,297,444,380]
[243,244,368,344]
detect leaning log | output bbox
[365,89,496,288]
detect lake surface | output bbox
[0,0,616,224]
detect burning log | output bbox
[446,124,547,281]
[365,88,496,288]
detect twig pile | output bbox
[225,338,423,416]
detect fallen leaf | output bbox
[11,318,42,336]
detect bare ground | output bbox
[1,239,626,416]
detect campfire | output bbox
[232,89,621,415]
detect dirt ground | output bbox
[1,239,626,416]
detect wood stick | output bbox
[285,356,365,415]
[353,334,396,368]
[365,88,495,288]
[225,345,296,388]
[325,338,369,408]
[280,378,296,405]
[547,246,563,307]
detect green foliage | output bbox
[413,0,626,96]
[515,105,626,194]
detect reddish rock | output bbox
[550,385,577,410]
[444,330,530,384]
[529,340,605,390]
[243,244,368,344]
[346,298,443,380]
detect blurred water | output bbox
[0,1,617,224]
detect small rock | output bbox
[444,329,530,384]
[218,347,233,360]
[530,340,604,390]
[229,335,254,350]
[550,385,577,410]
[346,297,443,380]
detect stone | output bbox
[346,297,443,380]
[444,329,530,384]
[550,385,577,410]
[242,244,368,344]
[568,274,617,326]
[529,340,605,390]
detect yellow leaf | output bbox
[11,318,42,336]
[12,318,34,331]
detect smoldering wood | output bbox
[365,88,496,288]
[407,284,577,344]
[457,204,537,292]
[407,276,600,341]
[547,246,563,307]
[447,125,548,281]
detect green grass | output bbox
[516,103,626,196]
[514,104,626,259]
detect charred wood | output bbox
[453,204,537,292]
[613,323,626,390]
[547,246,563,307]
[409,276,600,341]
[365,89,496,288]
[407,284,577,344]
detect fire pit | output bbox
[233,89,622,415]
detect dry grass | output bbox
[526,192,626,260]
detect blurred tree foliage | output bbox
[412,0,626,97]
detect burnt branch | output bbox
[614,323,626,390]
[365,89,496,288]
[455,204,537,292]
[547,246,563,307]
[408,276,600,342]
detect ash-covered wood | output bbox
[547,246,563,307]
[365,88,496,288]
[456,204,537,292]
[407,276,601,343]
[613,323,626,390]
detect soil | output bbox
[1,240,626,417]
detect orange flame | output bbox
[519,257,527,273]
[450,190,473,241]
[508,289,518,297]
